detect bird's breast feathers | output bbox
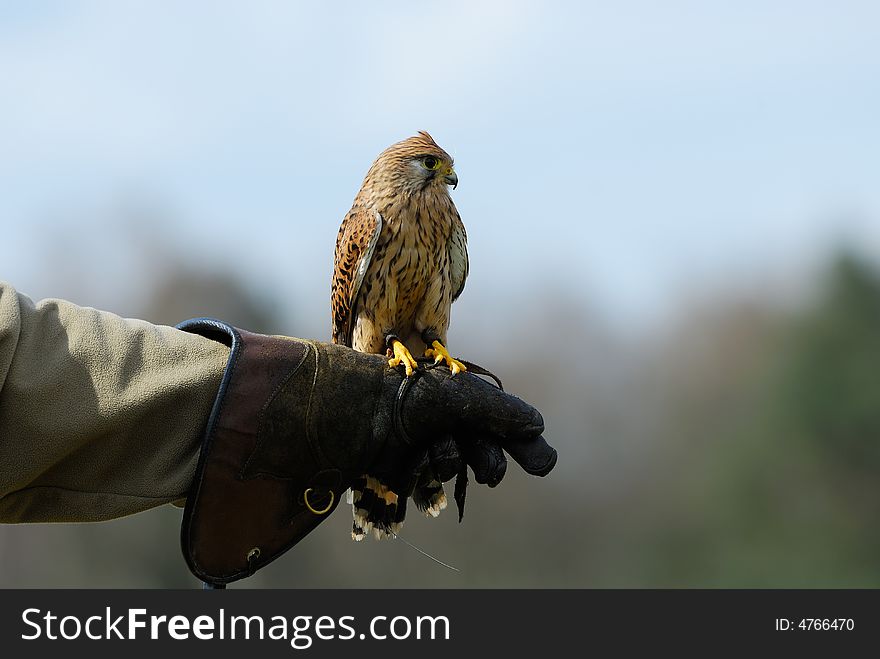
[355,196,465,341]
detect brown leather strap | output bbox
[418,355,504,391]
[177,320,343,585]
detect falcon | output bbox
[331,131,469,540]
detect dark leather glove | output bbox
[176,319,557,586]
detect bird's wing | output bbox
[331,208,382,346]
[449,212,469,302]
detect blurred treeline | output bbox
[2,220,880,587]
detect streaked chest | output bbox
[372,196,454,299]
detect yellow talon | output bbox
[388,339,418,377]
[425,340,467,376]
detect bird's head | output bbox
[367,131,458,197]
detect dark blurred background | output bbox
[2,2,880,587]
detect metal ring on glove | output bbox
[303,488,335,515]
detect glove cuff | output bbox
[176,319,345,586]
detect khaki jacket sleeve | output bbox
[0,281,229,523]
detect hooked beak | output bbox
[444,169,458,189]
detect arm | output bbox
[0,281,557,585]
[0,281,228,523]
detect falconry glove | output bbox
[176,319,556,586]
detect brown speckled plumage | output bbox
[331,131,468,539]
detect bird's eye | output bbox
[423,156,440,170]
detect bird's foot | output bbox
[425,340,467,376]
[388,339,418,377]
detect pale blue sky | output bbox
[2,1,879,337]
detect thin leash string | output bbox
[200,531,460,586]
[415,355,504,391]
[385,355,504,573]
[200,531,460,587]
[388,529,460,572]
[388,374,459,572]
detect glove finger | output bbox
[428,435,461,483]
[504,434,557,477]
[407,371,543,443]
[458,435,507,488]
[442,374,545,443]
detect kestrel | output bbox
[331,131,469,540]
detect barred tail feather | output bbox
[413,477,447,518]
[350,473,403,541]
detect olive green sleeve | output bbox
[0,281,229,523]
